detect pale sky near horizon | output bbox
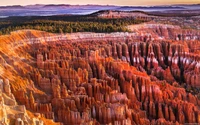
[0,0,199,6]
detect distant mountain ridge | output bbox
[0,4,118,9]
[0,4,199,17]
[118,6,185,9]
[0,3,199,9]
[0,5,25,9]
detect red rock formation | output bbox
[0,29,200,125]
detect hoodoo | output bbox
[0,26,200,124]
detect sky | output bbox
[0,0,199,6]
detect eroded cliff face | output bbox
[127,24,200,41]
[95,10,155,19]
[0,26,200,125]
[0,79,45,125]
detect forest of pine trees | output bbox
[0,16,148,35]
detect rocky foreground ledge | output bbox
[0,24,200,125]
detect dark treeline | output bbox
[0,15,148,35]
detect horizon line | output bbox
[0,3,199,7]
